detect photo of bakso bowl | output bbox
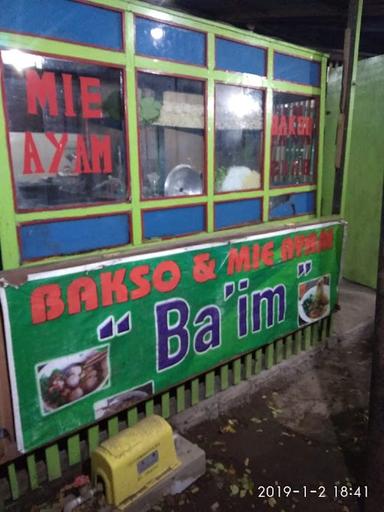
[37,347,110,413]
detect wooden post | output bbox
[332,0,363,215]
[0,314,18,463]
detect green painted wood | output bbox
[161,392,170,418]
[265,343,274,369]
[303,326,312,350]
[286,335,293,358]
[7,464,19,500]
[176,385,185,412]
[108,417,119,437]
[293,330,302,354]
[67,434,81,466]
[245,354,253,379]
[275,339,284,363]
[220,364,229,390]
[26,454,39,490]
[205,371,215,398]
[233,359,241,385]
[255,349,263,374]
[88,425,100,453]
[145,399,154,417]
[127,407,138,427]
[191,379,200,405]
[45,444,61,481]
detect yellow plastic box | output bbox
[91,415,180,507]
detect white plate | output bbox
[298,284,330,324]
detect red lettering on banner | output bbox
[30,284,65,324]
[193,253,216,283]
[304,233,318,255]
[281,238,294,261]
[26,69,58,116]
[319,229,334,250]
[262,241,274,266]
[100,269,128,306]
[80,76,102,119]
[227,247,251,275]
[46,132,68,173]
[130,265,151,299]
[152,261,181,293]
[23,132,44,174]
[67,277,98,315]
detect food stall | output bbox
[0,0,344,499]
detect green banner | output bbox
[0,221,344,452]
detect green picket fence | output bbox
[0,317,331,506]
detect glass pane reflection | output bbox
[138,72,205,199]
[215,83,264,193]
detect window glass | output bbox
[1,50,127,209]
[138,72,205,199]
[215,83,264,193]
[271,92,318,187]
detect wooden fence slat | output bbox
[233,359,241,385]
[255,349,263,374]
[107,417,119,437]
[88,425,100,453]
[293,330,301,354]
[191,379,199,405]
[45,444,61,481]
[245,354,253,379]
[304,326,312,350]
[161,392,170,418]
[26,454,39,490]
[220,364,229,390]
[145,399,154,417]
[265,343,274,369]
[67,434,81,466]
[205,371,215,397]
[176,386,185,413]
[7,463,19,500]
[127,407,138,427]
[286,335,293,358]
[276,339,284,363]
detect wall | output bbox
[322,56,384,288]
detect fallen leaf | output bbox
[268,497,277,508]
[214,462,225,472]
[191,486,199,494]
[244,457,249,466]
[230,484,239,496]
[250,417,263,424]
[211,502,220,511]
[240,489,247,498]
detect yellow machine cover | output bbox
[91,415,180,506]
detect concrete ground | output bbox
[21,279,376,512]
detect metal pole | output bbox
[365,178,384,510]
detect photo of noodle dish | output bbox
[93,381,154,420]
[298,275,330,324]
[37,346,110,415]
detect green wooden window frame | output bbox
[0,0,327,270]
